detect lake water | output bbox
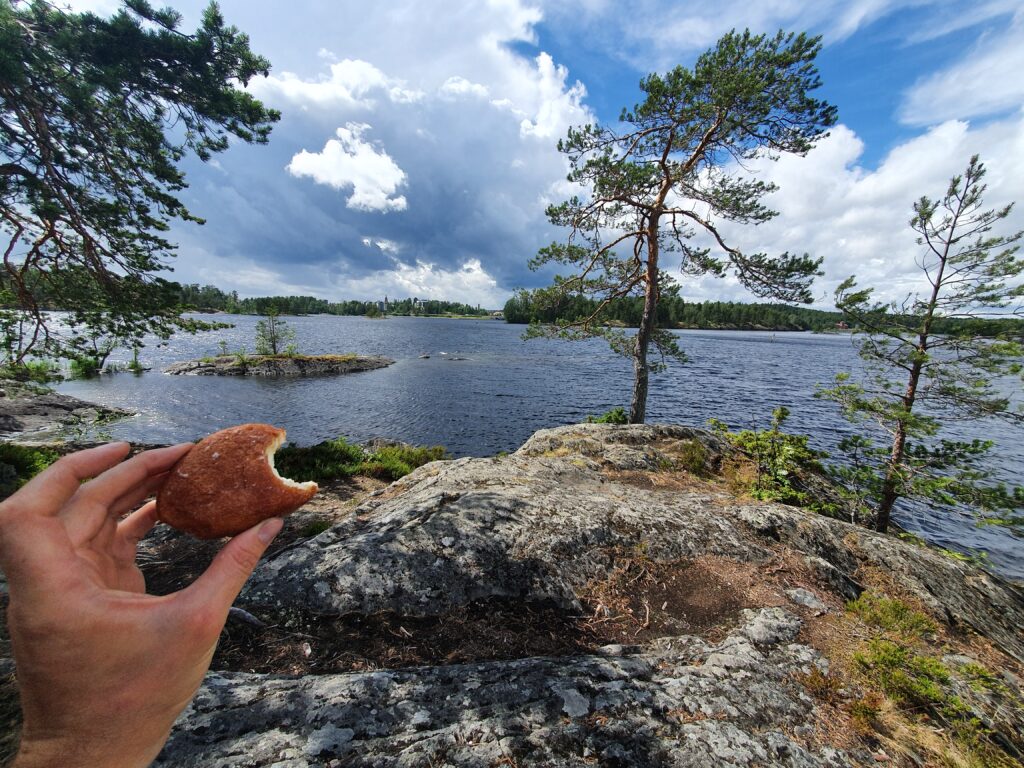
[55,314,1023,580]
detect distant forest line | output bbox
[175,284,489,317]
[7,275,1021,337]
[502,291,1024,337]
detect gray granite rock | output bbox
[156,608,851,767]
[0,379,130,440]
[9,423,1021,767]
[243,424,1024,663]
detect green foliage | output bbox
[0,0,278,366]
[300,519,332,538]
[844,589,1023,764]
[358,445,448,481]
[275,439,448,484]
[0,359,59,383]
[846,592,937,637]
[819,156,1024,533]
[710,407,834,513]
[503,292,1024,336]
[674,439,709,475]
[585,407,628,424]
[525,29,835,423]
[855,639,951,709]
[958,662,1007,695]
[0,443,59,499]
[127,346,144,375]
[171,286,490,317]
[254,309,296,356]
[69,356,101,379]
[275,437,366,483]
[853,639,995,751]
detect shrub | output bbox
[127,347,144,375]
[675,439,709,475]
[275,437,366,483]
[586,407,628,424]
[69,356,101,379]
[0,360,60,383]
[275,439,447,484]
[360,445,448,481]
[847,592,937,637]
[708,408,836,513]
[854,639,959,716]
[0,444,59,499]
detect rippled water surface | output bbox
[56,314,1023,579]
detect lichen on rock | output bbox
[151,425,1024,766]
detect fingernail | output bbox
[258,517,284,544]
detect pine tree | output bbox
[820,156,1024,533]
[0,0,279,365]
[526,29,835,422]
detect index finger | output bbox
[4,442,132,517]
[71,443,193,513]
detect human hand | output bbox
[0,442,283,768]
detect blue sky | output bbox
[68,0,1024,309]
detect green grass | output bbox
[276,438,448,483]
[846,592,1021,764]
[357,445,448,480]
[0,443,60,499]
[854,639,988,748]
[847,592,937,637]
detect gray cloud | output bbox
[60,0,1024,309]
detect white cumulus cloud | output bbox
[673,114,1024,307]
[287,124,408,213]
[900,11,1024,125]
[439,76,490,99]
[517,53,588,140]
[343,258,504,307]
[250,59,423,109]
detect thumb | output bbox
[181,518,283,618]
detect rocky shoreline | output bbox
[2,419,1023,766]
[145,425,1024,766]
[164,354,394,377]
[0,380,131,441]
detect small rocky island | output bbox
[164,354,394,377]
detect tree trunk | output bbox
[876,426,907,532]
[629,214,661,424]
[629,334,649,423]
[875,202,954,531]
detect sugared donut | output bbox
[157,423,318,539]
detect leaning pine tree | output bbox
[0,0,279,367]
[820,155,1024,534]
[527,29,837,422]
